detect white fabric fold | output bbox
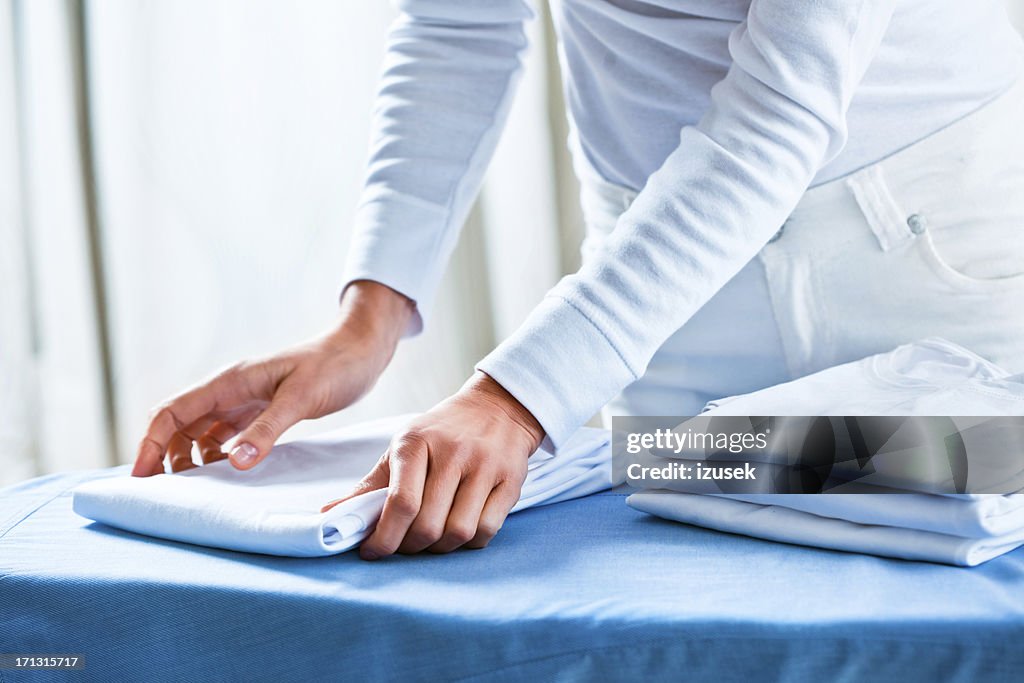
[73,415,612,557]
[627,339,1024,566]
[705,491,1024,539]
[702,337,1024,417]
[628,490,1024,567]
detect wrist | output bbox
[332,280,415,351]
[464,371,546,452]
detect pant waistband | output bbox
[796,75,1024,219]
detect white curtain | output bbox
[3,0,113,482]
[0,0,36,483]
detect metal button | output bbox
[907,213,927,235]
[767,221,787,244]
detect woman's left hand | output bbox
[321,371,544,559]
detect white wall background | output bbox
[1,1,1022,485]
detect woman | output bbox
[132,0,1024,560]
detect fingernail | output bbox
[230,442,258,467]
[360,548,380,561]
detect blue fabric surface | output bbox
[2,468,1024,682]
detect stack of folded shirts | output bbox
[627,338,1024,566]
[74,415,612,557]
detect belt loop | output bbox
[845,164,914,252]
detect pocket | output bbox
[917,219,1024,293]
[848,152,1024,294]
[897,130,1024,291]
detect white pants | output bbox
[586,78,1024,422]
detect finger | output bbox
[165,415,217,473]
[167,433,198,473]
[230,387,309,470]
[359,436,429,561]
[320,453,390,512]
[427,473,494,554]
[397,458,463,555]
[133,378,241,477]
[464,480,520,550]
[197,420,239,464]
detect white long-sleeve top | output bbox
[342,0,1024,447]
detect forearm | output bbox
[339,1,533,334]
[479,0,895,446]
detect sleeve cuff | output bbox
[476,295,637,449]
[338,193,451,337]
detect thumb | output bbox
[320,454,390,512]
[230,395,307,470]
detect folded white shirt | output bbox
[639,422,1024,497]
[627,339,1024,565]
[628,490,1024,567]
[703,337,1024,417]
[74,415,612,557]
[705,339,1024,494]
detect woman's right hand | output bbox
[131,281,415,477]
